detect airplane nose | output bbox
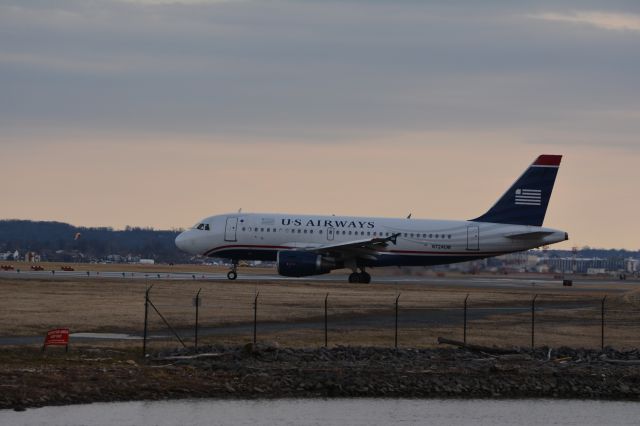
[175,232,188,252]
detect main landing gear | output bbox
[348,269,371,284]
[227,261,238,280]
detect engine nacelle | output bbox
[277,250,335,277]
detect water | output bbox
[1,398,639,426]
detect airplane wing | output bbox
[305,233,401,255]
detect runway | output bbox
[0,269,627,291]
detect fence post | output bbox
[253,292,259,344]
[142,284,153,357]
[324,293,329,348]
[194,288,202,350]
[601,295,607,351]
[395,293,400,349]
[531,294,538,350]
[463,293,469,345]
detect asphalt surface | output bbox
[0,269,627,291]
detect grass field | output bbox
[0,261,268,274]
[2,266,640,350]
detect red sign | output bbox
[43,328,69,348]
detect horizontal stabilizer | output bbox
[505,231,554,240]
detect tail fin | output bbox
[471,155,562,226]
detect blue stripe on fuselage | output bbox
[210,249,495,267]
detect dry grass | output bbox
[2,273,639,350]
[2,261,273,274]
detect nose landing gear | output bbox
[227,261,238,280]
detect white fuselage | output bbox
[175,212,567,268]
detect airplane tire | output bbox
[227,271,237,280]
[348,272,370,283]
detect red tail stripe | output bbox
[533,155,562,166]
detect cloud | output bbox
[119,0,238,3]
[531,11,640,32]
[0,1,639,148]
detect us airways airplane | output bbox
[175,155,568,283]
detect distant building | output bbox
[541,257,616,273]
[24,252,41,263]
[139,259,155,265]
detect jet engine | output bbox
[276,250,336,277]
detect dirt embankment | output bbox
[2,344,640,411]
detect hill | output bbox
[0,220,187,263]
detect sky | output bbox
[1,0,639,250]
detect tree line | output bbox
[0,220,190,263]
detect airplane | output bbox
[175,155,568,283]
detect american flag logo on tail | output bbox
[515,189,542,206]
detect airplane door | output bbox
[224,217,238,242]
[466,226,479,251]
[327,227,335,241]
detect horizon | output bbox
[1,217,637,253]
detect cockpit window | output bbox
[194,223,210,231]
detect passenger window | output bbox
[429,234,433,238]
[448,234,452,239]
[304,229,307,234]
[319,230,323,234]
[310,230,313,234]
[367,232,370,236]
[298,229,302,233]
[260,228,264,232]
